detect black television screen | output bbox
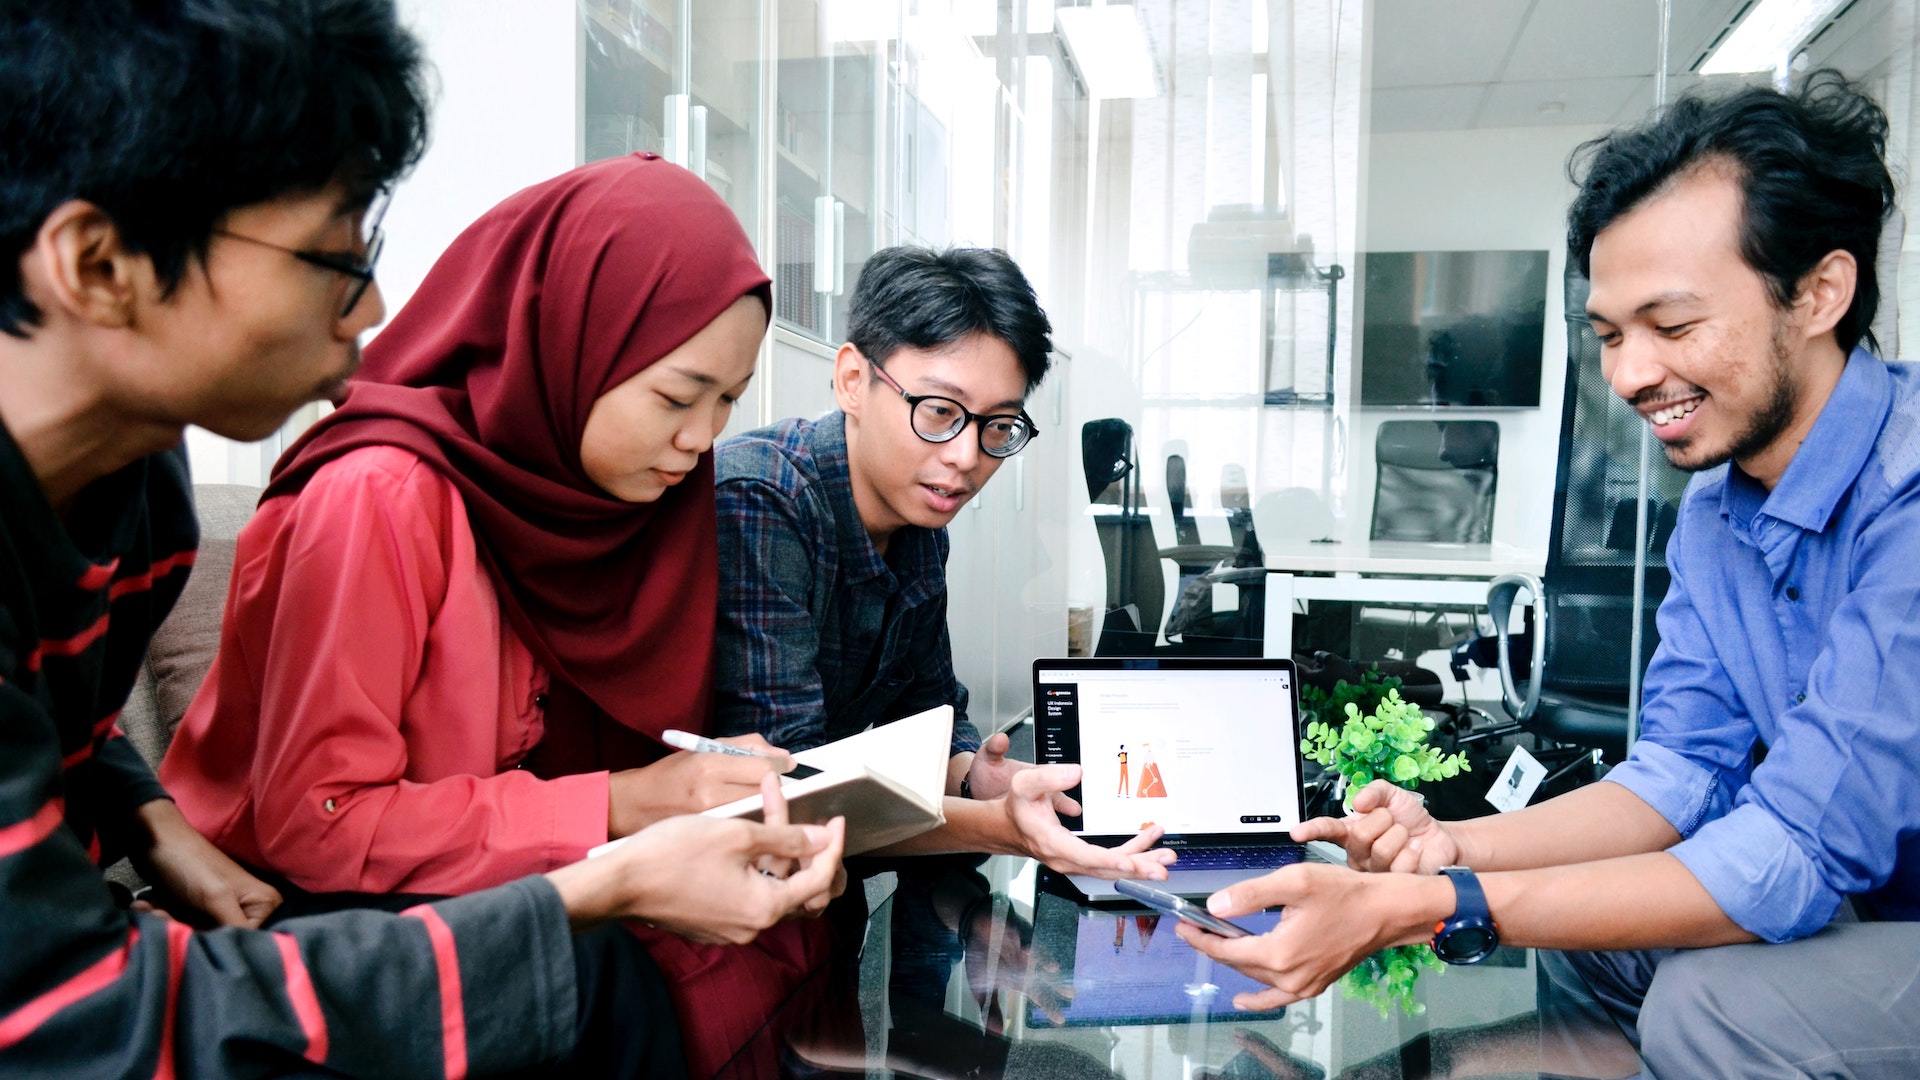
[1359,250,1548,408]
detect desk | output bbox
[736,856,1640,1078]
[1259,540,1547,659]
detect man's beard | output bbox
[1664,315,1799,474]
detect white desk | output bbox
[1258,539,1546,659]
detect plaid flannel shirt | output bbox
[713,412,979,757]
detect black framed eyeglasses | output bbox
[871,362,1039,458]
[214,189,388,319]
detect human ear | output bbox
[831,343,868,415]
[28,201,149,330]
[1795,249,1857,344]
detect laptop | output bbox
[1032,656,1320,901]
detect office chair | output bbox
[1464,268,1686,777]
[1345,419,1501,673]
[1081,419,1258,655]
[1369,419,1499,543]
[1219,464,1254,551]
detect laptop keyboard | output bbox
[1169,844,1304,871]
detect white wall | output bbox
[379,0,581,318]
[186,0,580,484]
[1355,123,1610,552]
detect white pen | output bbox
[662,729,820,777]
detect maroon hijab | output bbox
[267,154,770,763]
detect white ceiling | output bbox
[1367,0,1894,133]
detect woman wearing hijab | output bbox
[161,154,840,1078]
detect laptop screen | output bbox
[1028,907,1287,1027]
[1032,659,1304,839]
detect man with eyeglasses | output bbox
[713,246,1175,879]
[0,1,838,1075]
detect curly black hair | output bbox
[1566,69,1895,355]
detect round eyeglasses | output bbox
[870,362,1039,458]
[213,188,389,320]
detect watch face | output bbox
[1436,925,1497,963]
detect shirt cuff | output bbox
[948,710,983,756]
[546,770,612,865]
[1669,802,1844,942]
[1603,740,1728,837]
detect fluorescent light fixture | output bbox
[1699,0,1845,75]
[1056,5,1159,100]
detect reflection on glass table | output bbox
[732,856,1640,1079]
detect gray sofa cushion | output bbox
[121,483,262,769]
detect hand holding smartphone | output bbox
[1114,879,1255,939]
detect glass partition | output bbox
[581,0,764,244]
[570,0,1920,741]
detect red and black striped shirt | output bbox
[0,430,578,1077]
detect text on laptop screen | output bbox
[1035,665,1300,836]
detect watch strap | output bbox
[1440,866,1489,921]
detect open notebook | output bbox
[590,704,954,859]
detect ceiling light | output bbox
[1699,0,1846,76]
[1055,5,1160,100]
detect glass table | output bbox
[723,856,1643,1079]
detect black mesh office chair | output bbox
[1472,268,1688,771]
[1081,419,1259,655]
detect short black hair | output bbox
[0,0,431,337]
[1567,69,1896,356]
[847,245,1054,395]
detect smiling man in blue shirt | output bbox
[1180,72,1920,1076]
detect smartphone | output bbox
[1113,879,1255,939]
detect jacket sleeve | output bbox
[1,677,578,1079]
[163,452,608,896]
[712,475,837,751]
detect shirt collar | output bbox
[806,411,943,595]
[1729,348,1891,534]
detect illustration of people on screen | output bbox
[1116,744,1130,797]
[1134,915,1159,951]
[1111,915,1162,952]
[1135,742,1167,798]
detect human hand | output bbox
[759,771,847,917]
[1291,779,1460,874]
[132,799,282,928]
[1176,862,1431,1011]
[608,733,793,836]
[962,733,1068,811]
[959,896,1073,1027]
[998,764,1177,880]
[555,775,846,943]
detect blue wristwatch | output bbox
[1431,866,1499,965]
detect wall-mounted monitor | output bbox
[1359,250,1549,408]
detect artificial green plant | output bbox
[1302,685,1473,1015]
[1303,687,1470,809]
[1342,943,1448,1017]
[1297,664,1401,730]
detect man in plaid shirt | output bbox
[714,246,1175,880]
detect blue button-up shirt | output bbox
[1607,349,1920,942]
[711,412,980,756]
